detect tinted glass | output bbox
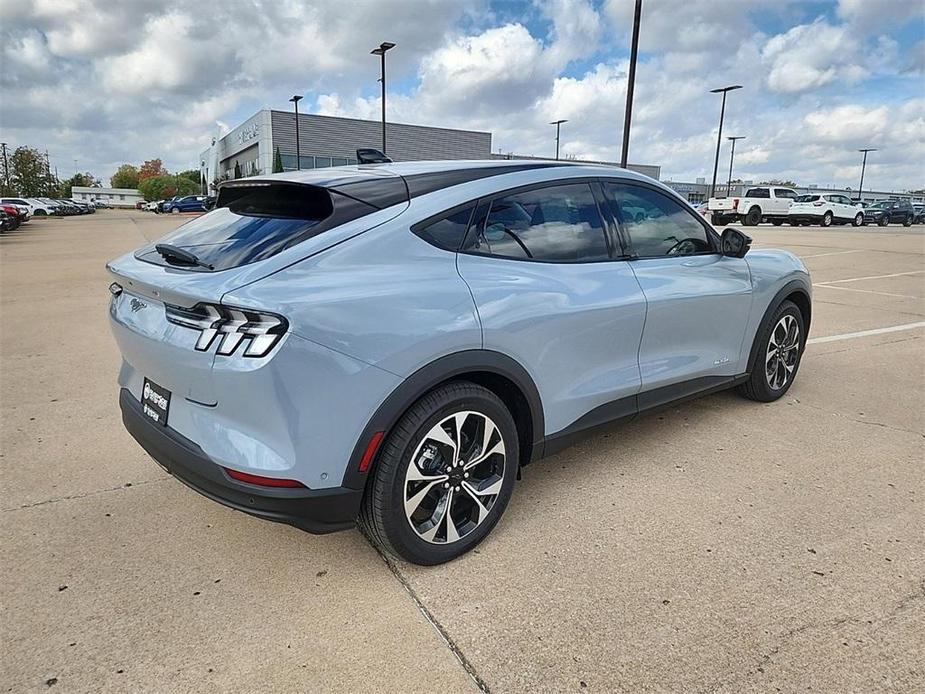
[795,195,820,202]
[604,182,713,258]
[469,183,609,262]
[775,189,797,199]
[746,188,770,198]
[414,206,474,251]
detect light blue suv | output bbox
[108,161,811,564]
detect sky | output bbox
[1,0,922,191]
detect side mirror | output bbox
[721,227,752,258]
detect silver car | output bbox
[108,160,811,564]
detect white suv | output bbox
[788,194,863,227]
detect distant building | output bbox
[200,110,493,189]
[72,186,143,208]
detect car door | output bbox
[834,194,855,221]
[601,181,753,405]
[773,188,796,216]
[456,180,647,436]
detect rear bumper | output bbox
[119,388,362,534]
[788,213,823,223]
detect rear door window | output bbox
[412,206,474,251]
[465,183,610,262]
[745,188,769,198]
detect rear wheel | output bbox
[878,214,889,226]
[738,300,805,402]
[772,219,784,226]
[744,207,762,226]
[821,211,833,227]
[359,382,519,565]
[852,212,864,227]
[903,215,913,227]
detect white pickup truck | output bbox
[708,186,799,226]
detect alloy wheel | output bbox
[403,411,506,544]
[765,314,800,390]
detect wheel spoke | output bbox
[404,478,446,517]
[464,439,505,470]
[461,482,491,523]
[419,489,452,543]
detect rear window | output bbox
[795,195,820,202]
[137,184,336,271]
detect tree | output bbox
[8,146,58,197]
[138,158,168,181]
[760,179,798,188]
[233,161,242,179]
[137,174,198,202]
[272,147,283,173]
[110,164,140,189]
[60,172,101,197]
[176,169,200,185]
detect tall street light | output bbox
[725,136,746,197]
[289,95,303,170]
[550,119,568,160]
[371,41,396,154]
[620,0,643,168]
[857,148,876,202]
[709,84,742,199]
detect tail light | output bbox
[732,198,739,210]
[165,303,287,357]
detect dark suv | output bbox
[863,199,915,227]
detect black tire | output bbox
[359,382,519,565]
[852,212,864,227]
[744,207,762,226]
[171,207,180,214]
[878,215,889,227]
[903,215,912,227]
[737,300,805,403]
[772,219,784,226]
[821,211,833,227]
[34,209,47,216]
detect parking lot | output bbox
[2,210,923,693]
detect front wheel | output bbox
[852,212,864,227]
[359,382,519,565]
[903,216,913,227]
[878,215,889,226]
[738,300,805,402]
[821,211,833,227]
[170,207,180,214]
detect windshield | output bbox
[869,202,889,209]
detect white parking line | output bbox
[807,322,925,345]
[815,270,925,285]
[800,249,864,259]
[812,284,919,299]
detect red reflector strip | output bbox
[359,431,385,473]
[224,468,306,488]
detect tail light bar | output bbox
[732,198,739,210]
[165,303,288,357]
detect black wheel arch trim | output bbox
[745,279,812,375]
[342,349,545,490]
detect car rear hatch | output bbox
[107,167,410,406]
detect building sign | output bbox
[236,123,260,145]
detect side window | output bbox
[413,205,475,251]
[775,189,796,199]
[746,187,769,198]
[468,183,609,262]
[604,182,714,258]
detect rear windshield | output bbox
[795,195,820,202]
[136,184,336,271]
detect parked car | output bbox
[0,210,14,232]
[863,199,915,227]
[788,193,864,227]
[912,204,925,224]
[144,200,161,212]
[709,186,798,226]
[51,199,79,215]
[37,198,67,215]
[25,198,62,215]
[203,195,217,211]
[0,203,25,229]
[1,197,38,217]
[64,198,95,214]
[162,195,207,214]
[107,160,812,565]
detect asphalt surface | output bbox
[2,210,923,693]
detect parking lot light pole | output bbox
[550,120,568,160]
[371,42,396,154]
[709,85,742,199]
[857,148,876,202]
[289,95,303,170]
[726,136,745,197]
[620,0,643,168]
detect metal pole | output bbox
[857,149,875,201]
[555,121,560,160]
[620,0,643,168]
[726,136,745,197]
[290,95,303,171]
[710,92,726,199]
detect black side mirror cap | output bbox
[721,227,752,258]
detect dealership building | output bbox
[201,109,661,190]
